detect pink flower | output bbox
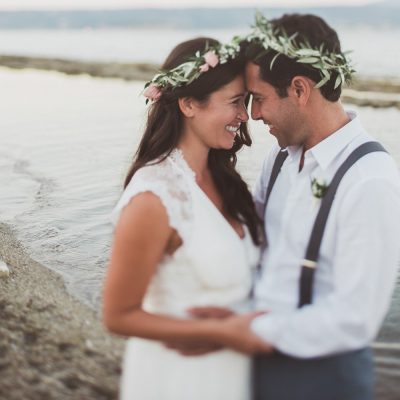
[204,51,219,68]
[199,63,210,73]
[143,84,162,101]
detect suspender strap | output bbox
[263,149,288,221]
[253,149,288,287]
[298,141,387,307]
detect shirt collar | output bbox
[285,110,364,170]
[286,144,302,160]
[308,111,364,170]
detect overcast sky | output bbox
[0,0,382,11]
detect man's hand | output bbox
[216,311,274,355]
[164,308,274,356]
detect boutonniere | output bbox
[310,177,329,209]
[311,177,329,199]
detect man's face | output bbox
[245,62,304,148]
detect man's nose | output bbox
[251,99,262,121]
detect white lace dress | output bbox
[111,149,260,400]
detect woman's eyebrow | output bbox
[229,92,247,99]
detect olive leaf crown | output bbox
[142,12,355,103]
[142,37,243,103]
[246,12,355,89]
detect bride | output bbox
[103,37,266,400]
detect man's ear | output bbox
[290,76,312,106]
[178,97,196,117]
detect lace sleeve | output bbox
[111,159,193,243]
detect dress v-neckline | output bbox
[194,185,246,241]
[168,148,245,242]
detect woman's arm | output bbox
[103,191,215,343]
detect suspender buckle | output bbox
[302,259,317,269]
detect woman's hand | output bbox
[163,306,233,355]
[188,306,235,319]
[164,339,224,356]
[215,311,274,355]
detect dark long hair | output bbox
[125,37,262,245]
[245,14,343,102]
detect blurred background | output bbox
[0,1,399,398]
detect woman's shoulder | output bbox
[111,150,194,238]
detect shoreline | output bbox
[0,222,124,400]
[1,54,400,109]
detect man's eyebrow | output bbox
[249,91,263,96]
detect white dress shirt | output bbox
[251,111,400,358]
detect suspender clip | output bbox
[302,259,317,269]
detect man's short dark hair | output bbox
[246,14,343,102]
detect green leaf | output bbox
[297,57,320,64]
[340,71,345,85]
[270,53,281,70]
[296,48,320,57]
[314,75,330,89]
[334,74,342,89]
[321,68,330,78]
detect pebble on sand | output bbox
[0,260,10,277]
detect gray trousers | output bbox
[252,348,374,400]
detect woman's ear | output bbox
[290,76,312,106]
[178,97,196,117]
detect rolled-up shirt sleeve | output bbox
[251,177,400,358]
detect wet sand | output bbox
[0,222,124,400]
[1,54,399,109]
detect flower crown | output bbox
[143,38,242,103]
[245,12,355,89]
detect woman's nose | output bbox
[239,104,249,122]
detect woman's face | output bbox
[189,74,249,150]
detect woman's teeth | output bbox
[226,125,239,134]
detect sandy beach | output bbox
[0,222,124,400]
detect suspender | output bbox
[262,149,289,222]
[262,149,288,216]
[262,142,387,308]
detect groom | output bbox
[185,13,400,400]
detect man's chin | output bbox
[275,137,288,149]
[269,130,285,147]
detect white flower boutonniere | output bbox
[310,177,329,209]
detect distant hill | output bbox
[381,0,400,6]
[0,2,399,30]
